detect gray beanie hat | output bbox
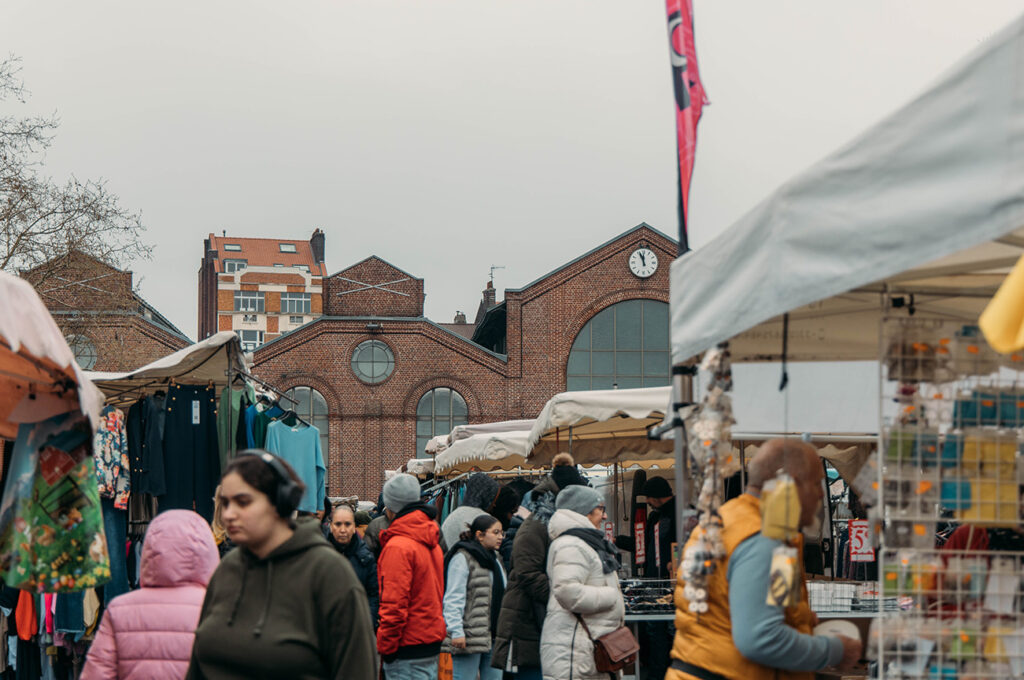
[383,473,421,513]
[556,485,604,516]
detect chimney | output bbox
[454,311,467,324]
[310,228,325,264]
[482,281,496,309]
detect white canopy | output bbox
[449,419,535,443]
[435,430,532,475]
[86,331,248,405]
[670,12,1024,364]
[526,386,674,466]
[0,272,105,438]
[424,435,449,455]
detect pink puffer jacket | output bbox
[81,510,219,680]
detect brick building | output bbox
[251,223,675,498]
[23,251,191,372]
[197,229,328,350]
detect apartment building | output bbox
[197,229,328,349]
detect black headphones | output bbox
[240,450,303,517]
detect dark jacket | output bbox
[490,512,552,671]
[329,533,379,628]
[364,515,390,558]
[376,503,447,660]
[615,496,677,578]
[186,518,376,680]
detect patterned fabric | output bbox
[94,406,130,510]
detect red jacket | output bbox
[376,505,446,658]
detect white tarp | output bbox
[425,419,535,456]
[86,331,247,404]
[435,430,532,475]
[526,386,674,466]
[0,272,105,438]
[671,12,1024,364]
[424,435,449,455]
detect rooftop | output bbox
[208,233,327,275]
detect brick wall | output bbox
[251,225,675,500]
[325,257,425,318]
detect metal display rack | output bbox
[874,317,1024,678]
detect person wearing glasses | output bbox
[540,486,625,680]
[443,513,507,680]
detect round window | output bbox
[351,340,395,384]
[65,334,98,370]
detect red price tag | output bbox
[849,519,875,562]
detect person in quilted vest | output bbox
[666,439,862,680]
[442,513,507,680]
[81,509,219,680]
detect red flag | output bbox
[666,0,707,249]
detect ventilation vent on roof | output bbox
[279,243,297,253]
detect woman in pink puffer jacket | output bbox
[81,509,220,680]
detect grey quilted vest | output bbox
[443,548,494,655]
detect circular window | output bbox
[65,334,98,370]
[351,340,395,384]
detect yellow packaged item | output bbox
[955,479,1019,527]
[760,475,801,542]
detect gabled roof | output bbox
[506,222,676,293]
[209,234,327,275]
[330,255,422,282]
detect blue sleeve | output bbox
[314,429,326,511]
[245,405,256,449]
[264,422,281,455]
[728,534,844,671]
[443,553,469,639]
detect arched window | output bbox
[66,334,98,370]
[283,386,330,473]
[566,299,670,391]
[416,388,468,458]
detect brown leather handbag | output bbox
[573,614,640,672]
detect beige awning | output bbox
[526,387,675,467]
[85,331,247,406]
[0,273,105,439]
[435,431,532,475]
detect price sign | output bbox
[604,521,615,543]
[849,519,875,562]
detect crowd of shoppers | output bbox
[75,441,863,680]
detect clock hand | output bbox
[639,252,646,265]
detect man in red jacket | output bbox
[376,473,446,679]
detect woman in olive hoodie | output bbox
[186,451,376,680]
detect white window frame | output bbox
[223,243,242,252]
[280,292,311,314]
[289,315,305,324]
[237,330,264,351]
[234,290,265,313]
[224,259,248,273]
[279,243,297,253]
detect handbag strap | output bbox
[572,613,595,641]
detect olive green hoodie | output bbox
[186,517,376,680]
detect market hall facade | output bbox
[249,223,675,498]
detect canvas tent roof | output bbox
[526,386,674,467]
[86,331,247,405]
[0,273,105,439]
[670,12,1024,364]
[435,430,532,475]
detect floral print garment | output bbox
[94,406,131,509]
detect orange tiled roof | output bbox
[209,234,327,275]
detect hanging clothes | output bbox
[93,406,130,510]
[140,393,167,496]
[160,383,220,521]
[246,403,284,449]
[218,383,255,469]
[264,420,325,513]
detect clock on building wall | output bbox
[628,248,658,278]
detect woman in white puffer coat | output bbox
[540,486,625,680]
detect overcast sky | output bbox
[3,1,1022,430]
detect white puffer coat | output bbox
[540,509,625,680]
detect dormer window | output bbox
[279,243,297,253]
[223,243,242,252]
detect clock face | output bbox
[628,248,658,278]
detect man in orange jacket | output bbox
[376,473,446,680]
[667,439,861,680]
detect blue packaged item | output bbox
[939,434,963,468]
[940,480,971,510]
[999,390,1024,427]
[954,391,999,427]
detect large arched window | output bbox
[283,387,330,473]
[566,299,670,391]
[417,388,468,458]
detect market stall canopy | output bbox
[670,12,1024,364]
[435,430,532,475]
[86,331,248,405]
[526,386,675,467]
[449,419,535,443]
[404,458,435,476]
[424,434,449,455]
[0,273,105,439]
